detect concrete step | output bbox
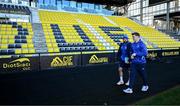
[33,37,46,40]
[33,39,46,41]
[33,35,45,37]
[103,16,118,26]
[33,41,46,43]
[30,7,41,23]
[33,43,46,46]
[34,45,47,48]
[36,49,48,53]
[32,23,48,53]
[34,44,46,46]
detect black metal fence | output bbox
[0,48,180,73]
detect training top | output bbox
[131,40,148,64]
[117,42,131,62]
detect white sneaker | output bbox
[125,81,129,86]
[123,88,133,94]
[116,80,124,85]
[141,85,149,92]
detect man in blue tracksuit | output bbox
[116,35,131,86]
[123,32,149,94]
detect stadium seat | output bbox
[39,10,180,53]
[0,4,31,15]
[0,21,35,55]
[108,16,180,48]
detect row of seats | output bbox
[39,11,136,52]
[99,26,125,44]
[0,49,35,55]
[39,11,180,53]
[1,10,179,55]
[0,3,31,15]
[75,14,113,26]
[42,23,99,52]
[39,11,78,24]
[108,16,180,48]
[0,21,35,55]
[91,26,119,50]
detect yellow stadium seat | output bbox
[0,22,35,55]
[28,44,34,48]
[15,49,22,54]
[48,48,54,53]
[29,49,35,53]
[22,49,29,54]
[53,48,59,52]
[22,44,28,48]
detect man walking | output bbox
[116,35,131,86]
[123,32,149,94]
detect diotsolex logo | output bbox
[89,55,108,64]
[51,56,73,67]
[3,58,31,70]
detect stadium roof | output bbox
[67,0,135,6]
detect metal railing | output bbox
[0,47,180,57]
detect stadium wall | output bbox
[0,48,180,73]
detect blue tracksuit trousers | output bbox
[129,63,148,89]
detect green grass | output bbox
[134,85,180,105]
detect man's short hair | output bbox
[132,32,140,37]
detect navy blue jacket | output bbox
[131,40,148,64]
[117,42,131,62]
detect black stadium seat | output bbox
[0,4,31,15]
[0,50,8,55]
[8,49,15,54]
